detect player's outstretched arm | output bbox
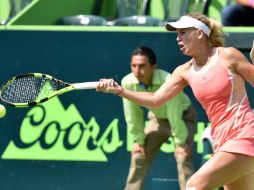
[96,78,159,108]
[96,66,187,108]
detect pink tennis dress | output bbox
[188,47,254,156]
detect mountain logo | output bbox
[1,97,123,161]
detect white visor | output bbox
[165,16,211,37]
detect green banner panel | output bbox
[0,30,253,190]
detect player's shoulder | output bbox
[174,60,192,70]
[219,46,241,58]
[172,60,192,77]
[218,46,247,67]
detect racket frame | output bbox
[0,73,97,108]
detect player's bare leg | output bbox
[186,151,254,190]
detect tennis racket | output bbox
[0,73,99,108]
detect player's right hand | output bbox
[96,78,122,95]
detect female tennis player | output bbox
[97,12,254,190]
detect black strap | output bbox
[93,0,103,15]
[144,0,151,15]
[203,0,211,15]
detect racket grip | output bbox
[73,82,99,90]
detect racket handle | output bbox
[73,82,99,90]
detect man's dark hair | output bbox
[131,47,156,65]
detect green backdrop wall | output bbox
[0,29,253,190]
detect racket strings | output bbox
[0,76,58,103]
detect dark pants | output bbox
[221,4,254,26]
[124,106,197,190]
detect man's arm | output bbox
[122,97,145,145]
[166,92,190,147]
[166,93,195,157]
[122,98,147,156]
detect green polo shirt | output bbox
[121,69,191,146]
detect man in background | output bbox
[121,46,197,190]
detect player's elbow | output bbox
[151,96,165,108]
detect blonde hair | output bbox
[187,12,226,47]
